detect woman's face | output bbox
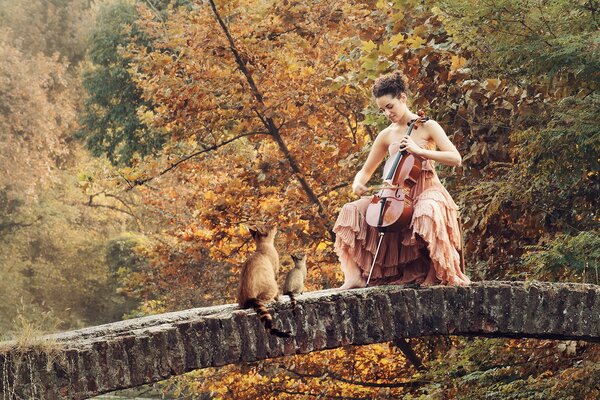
[376,93,407,124]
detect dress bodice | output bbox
[387,138,436,156]
[383,139,436,179]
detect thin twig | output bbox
[272,389,377,400]
[334,105,358,143]
[104,193,137,215]
[286,368,429,388]
[144,0,166,24]
[536,0,557,39]
[207,0,333,239]
[125,131,271,190]
[316,182,350,197]
[83,202,138,219]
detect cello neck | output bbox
[383,119,418,181]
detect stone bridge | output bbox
[1,281,599,399]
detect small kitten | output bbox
[237,225,291,338]
[283,252,307,309]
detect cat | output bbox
[237,224,291,338]
[283,252,307,309]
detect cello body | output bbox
[365,113,429,232]
[365,153,424,231]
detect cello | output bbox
[363,110,430,285]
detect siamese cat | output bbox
[237,225,291,338]
[283,252,307,309]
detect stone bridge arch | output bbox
[1,281,599,399]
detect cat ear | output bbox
[256,223,275,237]
[246,224,259,238]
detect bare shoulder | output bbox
[421,119,459,151]
[378,124,394,137]
[421,119,446,136]
[422,119,447,140]
[374,124,394,145]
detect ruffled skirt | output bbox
[333,181,471,287]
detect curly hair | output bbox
[371,71,407,98]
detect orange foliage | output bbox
[97,1,599,398]
[121,0,385,305]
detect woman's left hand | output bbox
[399,135,423,156]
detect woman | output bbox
[334,71,471,289]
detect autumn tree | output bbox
[0,0,144,334]
[114,0,382,306]
[0,0,91,64]
[433,0,600,281]
[79,0,599,398]
[76,0,166,166]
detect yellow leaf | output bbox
[389,33,405,47]
[316,241,328,251]
[450,55,468,71]
[406,35,426,49]
[379,42,393,55]
[260,198,282,214]
[361,57,378,71]
[485,78,502,91]
[307,114,320,127]
[391,10,405,22]
[204,190,216,201]
[376,0,388,9]
[413,25,428,37]
[138,108,155,125]
[361,40,377,53]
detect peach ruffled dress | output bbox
[333,140,471,286]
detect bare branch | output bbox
[104,193,137,216]
[84,201,138,219]
[207,0,265,104]
[0,217,41,238]
[392,337,428,371]
[272,390,373,400]
[126,130,270,190]
[536,0,557,39]
[317,182,350,197]
[285,368,429,388]
[334,104,358,144]
[207,0,334,240]
[83,192,143,229]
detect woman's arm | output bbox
[352,129,390,195]
[401,120,462,167]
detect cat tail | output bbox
[245,298,291,338]
[284,292,297,309]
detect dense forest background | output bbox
[1,0,598,398]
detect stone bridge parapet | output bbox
[1,281,599,399]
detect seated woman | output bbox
[334,71,471,289]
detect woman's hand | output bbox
[352,181,368,196]
[399,135,423,156]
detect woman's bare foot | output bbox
[339,256,367,289]
[339,277,366,289]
